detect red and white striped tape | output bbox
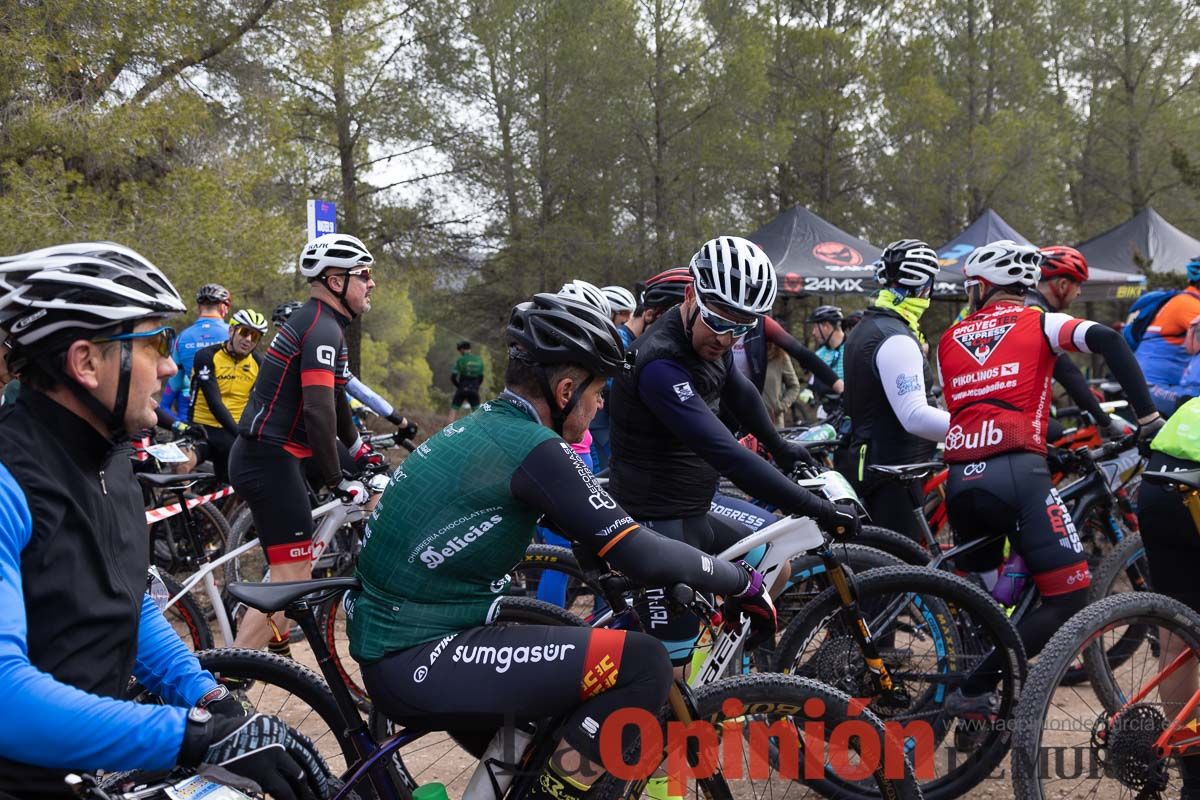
[145,486,235,524]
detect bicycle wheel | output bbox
[1064,531,1152,687]
[150,498,230,587]
[774,565,1025,800]
[509,544,604,618]
[851,525,931,566]
[586,673,922,800]
[197,648,360,780]
[159,572,214,651]
[1011,592,1200,800]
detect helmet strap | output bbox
[684,305,701,341]
[43,333,134,441]
[319,273,357,318]
[534,366,594,436]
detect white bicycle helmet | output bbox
[874,239,941,288]
[689,236,777,316]
[963,240,1043,288]
[298,233,374,279]
[558,279,612,318]
[0,247,185,350]
[230,308,269,334]
[601,285,637,314]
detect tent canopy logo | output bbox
[812,242,865,268]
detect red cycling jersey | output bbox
[938,301,1095,463]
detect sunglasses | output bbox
[695,293,758,338]
[340,266,373,282]
[94,325,177,358]
[234,327,263,342]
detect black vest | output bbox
[0,391,147,794]
[842,307,937,482]
[608,309,730,518]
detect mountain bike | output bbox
[77,571,923,800]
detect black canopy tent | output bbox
[1077,207,1200,286]
[934,208,1145,301]
[747,205,882,296]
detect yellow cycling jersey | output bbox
[189,343,260,430]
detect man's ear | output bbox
[553,374,575,410]
[62,340,106,390]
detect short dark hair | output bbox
[504,350,590,396]
[14,338,119,393]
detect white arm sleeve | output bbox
[346,375,395,418]
[1042,312,1097,355]
[875,335,951,442]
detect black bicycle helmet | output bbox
[806,305,844,324]
[457,340,471,350]
[507,294,628,379]
[641,267,692,310]
[272,300,304,327]
[196,283,231,305]
[843,309,866,332]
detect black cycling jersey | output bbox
[239,298,354,485]
[607,309,833,522]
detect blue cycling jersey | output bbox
[161,317,229,415]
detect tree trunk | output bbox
[328,0,363,372]
[652,0,669,270]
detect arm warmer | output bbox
[640,360,836,521]
[764,317,839,387]
[1053,354,1111,427]
[510,438,747,594]
[302,385,342,487]
[1081,323,1157,419]
[0,465,186,772]
[346,375,395,418]
[335,389,359,449]
[875,335,950,442]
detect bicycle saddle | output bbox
[1142,469,1200,492]
[868,462,943,480]
[136,471,215,488]
[227,577,361,613]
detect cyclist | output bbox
[160,283,230,418]
[602,285,637,328]
[347,293,776,800]
[0,243,325,799]
[449,339,485,422]
[807,304,845,399]
[1135,256,1200,413]
[1138,396,1200,797]
[734,311,842,399]
[273,300,418,438]
[1029,246,1123,438]
[608,235,859,668]
[937,239,1163,716]
[230,233,376,650]
[842,239,949,543]
[187,308,268,483]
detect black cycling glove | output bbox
[181,712,327,800]
[773,440,817,474]
[821,499,861,539]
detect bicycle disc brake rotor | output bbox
[1092,703,1169,796]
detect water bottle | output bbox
[990,553,1029,606]
[462,724,536,800]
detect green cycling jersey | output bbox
[452,352,485,383]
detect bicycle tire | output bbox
[196,648,364,783]
[510,543,604,615]
[774,565,1025,800]
[1010,592,1200,800]
[850,525,931,566]
[586,673,923,800]
[159,572,214,651]
[150,496,231,582]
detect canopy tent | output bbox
[1077,207,1200,282]
[747,205,882,296]
[932,208,1145,302]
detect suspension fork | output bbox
[816,545,897,693]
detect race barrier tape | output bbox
[145,486,235,524]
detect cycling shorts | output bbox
[228,435,313,565]
[1139,451,1200,614]
[360,625,672,764]
[451,385,481,410]
[635,513,752,665]
[946,451,1090,597]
